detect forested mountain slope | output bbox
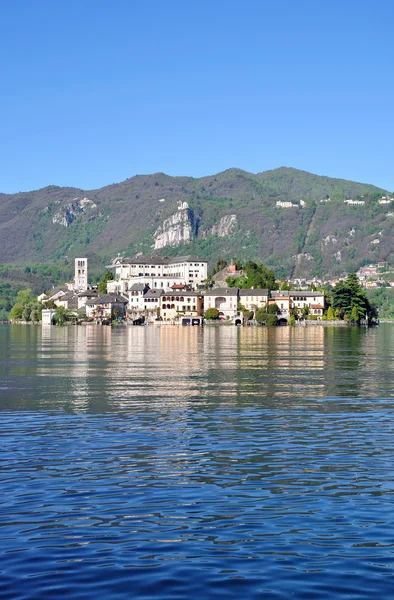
[0,167,391,279]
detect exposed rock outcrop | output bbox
[154,208,197,249]
[209,214,237,237]
[52,197,97,227]
[201,214,237,239]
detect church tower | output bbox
[75,258,88,290]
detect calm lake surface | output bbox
[1,323,394,599]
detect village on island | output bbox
[35,254,329,327]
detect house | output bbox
[344,199,365,205]
[276,201,298,208]
[269,291,325,316]
[268,293,291,314]
[77,289,100,310]
[85,294,128,321]
[203,288,238,319]
[142,288,164,320]
[289,291,325,312]
[56,291,78,311]
[128,283,150,313]
[238,289,269,312]
[43,286,68,304]
[160,291,203,321]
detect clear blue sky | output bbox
[1,0,393,193]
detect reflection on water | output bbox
[2,323,392,411]
[1,324,394,599]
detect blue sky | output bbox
[1,0,393,193]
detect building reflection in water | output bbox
[31,322,388,413]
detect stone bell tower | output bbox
[75,258,88,290]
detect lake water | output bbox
[1,323,394,599]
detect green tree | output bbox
[255,307,268,324]
[30,309,40,322]
[332,273,373,322]
[9,304,24,321]
[268,303,279,314]
[326,306,335,320]
[98,270,114,294]
[16,288,35,305]
[265,314,278,326]
[351,306,359,323]
[53,306,71,325]
[205,307,220,320]
[226,262,277,291]
[22,305,32,321]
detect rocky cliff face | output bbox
[202,214,237,238]
[154,208,198,249]
[51,197,97,227]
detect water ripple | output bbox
[1,324,394,598]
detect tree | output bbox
[351,306,359,323]
[16,289,35,306]
[332,273,373,322]
[9,304,24,321]
[256,306,277,326]
[326,306,335,320]
[98,270,114,294]
[268,303,279,314]
[30,309,39,322]
[226,262,277,291]
[53,306,71,325]
[255,307,268,324]
[215,259,227,273]
[22,305,32,321]
[205,308,220,320]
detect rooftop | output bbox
[204,288,238,296]
[114,255,207,266]
[239,289,269,296]
[86,294,128,306]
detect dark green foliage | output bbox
[0,282,20,320]
[255,307,277,326]
[332,273,375,321]
[53,306,73,325]
[367,288,394,320]
[268,303,279,314]
[227,261,277,291]
[8,288,43,321]
[98,270,114,294]
[8,304,23,321]
[205,307,220,320]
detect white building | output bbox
[107,255,208,293]
[276,201,298,208]
[203,288,239,319]
[344,199,365,205]
[75,258,88,290]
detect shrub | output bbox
[265,314,278,326]
[205,307,220,320]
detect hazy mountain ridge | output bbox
[0,167,390,279]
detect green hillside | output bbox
[0,167,391,283]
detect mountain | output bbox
[0,167,391,280]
